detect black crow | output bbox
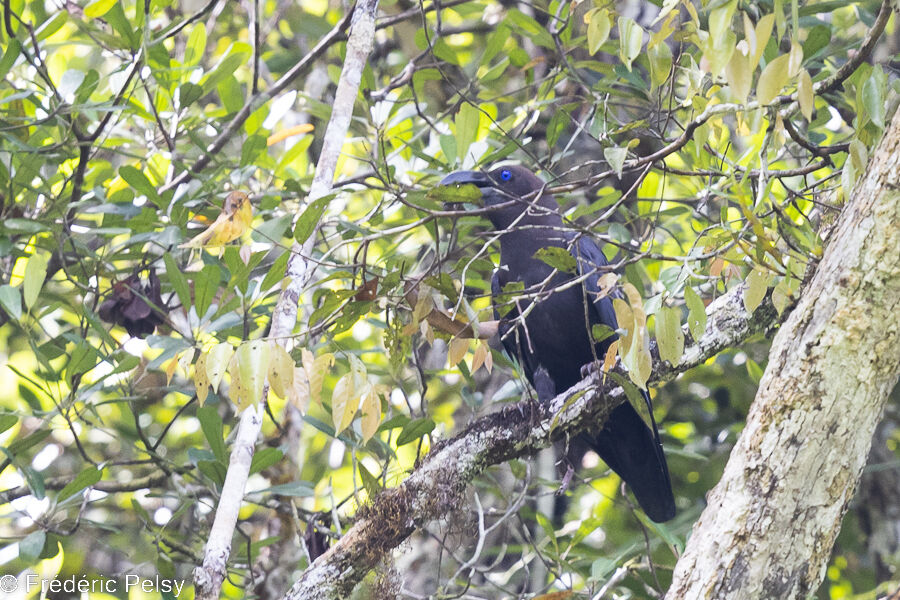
[441,164,675,522]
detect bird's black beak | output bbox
[439,170,494,188]
[436,170,495,210]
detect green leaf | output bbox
[9,429,51,455]
[197,405,227,463]
[192,264,220,318]
[862,73,885,129]
[0,40,22,82]
[18,531,46,561]
[240,134,267,167]
[603,146,627,178]
[253,481,315,497]
[683,286,706,342]
[163,253,191,310]
[591,324,616,345]
[426,183,482,206]
[249,448,283,475]
[396,417,435,446]
[655,305,684,365]
[454,103,480,165]
[756,53,790,105]
[0,413,17,435]
[647,39,672,90]
[294,196,331,245]
[184,23,207,66]
[119,166,162,207]
[35,11,68,41]
[358,462,382,498]
[0,285,22,321]
[66,343,98,382]
[23,253,48,311]
[84,0,117,18]
[534,247,577,273]
[57,466,102,503]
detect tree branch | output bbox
[283,282,781,600]
[191,1,379,598]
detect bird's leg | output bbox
[558,461,576,496]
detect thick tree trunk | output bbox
[666,108,900,599]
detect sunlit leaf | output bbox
[57,467,102,503]
[617,17,643,72]
[744,266,772,313]
[684,286,707,342]
[757,53,790,105]
[798,69,814,120]
[267,343,295,399]
[195,351,210,405]
[656,306,685,365]
[587,9,610,55]
[22,253,48,311]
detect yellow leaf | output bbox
[447,337,469,367]
[798,69,814,120]
[471,341,488,373]
[332,374,358,434]
[483,341,493,374]
[286,366,311,413]
[725,50,752,104]
[268,343,295,399]
[206,342,234,393]
[235,339,271,407]
[752,14,775,68]
[787,41,803,78]
[180,191,253,248]
[229,357,249,410]
[756,53,790,105]
[412,291,434,323]
[360,385,381,443]
[163,356,178,385]
[303,351,334,405]
[266,123,314,146]
[602,339,618,373]
[194,352,210,405]
[612,298,634,350]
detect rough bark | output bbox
[282,282,780,600]
[666,107,900,599]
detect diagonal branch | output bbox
[283,282,783,600]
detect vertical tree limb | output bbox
[192,1,378,597]
[665,107,900,599]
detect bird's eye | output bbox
[500,169,512,181]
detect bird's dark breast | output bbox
[497,268,602,395]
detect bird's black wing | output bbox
[574,235,676,522]
[491,270,556,400]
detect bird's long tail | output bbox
[582,391,675,522]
